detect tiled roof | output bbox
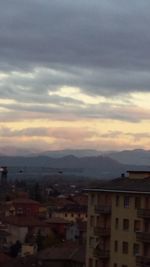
[88,176,150,193]
[12,198,41,205]
[46,217,70,224]
[38,241,85,263]
[58,204,87,213]
[0,216,48,227]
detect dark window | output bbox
[135,197,141,209]
[89,258,93,267]
[115,218,119,229]
[123,219,129,230]
[133,243,139,255]
[91,194,95,204]
[114,240,118,252]
[134,220,141,232]
[90,216,94,227]
[116,195,119,206]
[124,196,129,208]
[122,242,128,254]
[122,265,127,267]
[114,264,117,267]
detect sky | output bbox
[0,0,150,154]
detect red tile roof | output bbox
[12,199,41,205]
[0,216,48,227]
[38,241,85,263]
[46,217,70,224]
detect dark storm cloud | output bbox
[0,0,150,97]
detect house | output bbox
[0,198,41,217]
[66,221,87,243]
[12,198,41,217]
[0,216,50,244]
[46,217,70,239]
[86,170,150,267]
[52,204,87,222]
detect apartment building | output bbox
[86,170,150,267]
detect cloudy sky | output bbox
[0,0,150,154]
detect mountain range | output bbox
[0,150,149,179]
[0,148,150,165]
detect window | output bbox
[123,219,129,230]
[114,240,118,252]
[91,194,95,205]
[122,265,127,267]
[89,258,93,267]
[134,220,141,232]
[114,264,117,267]
[115,218,119,229]
[133,243,139,255]
[90,216,94,227]
[124,196,129,208]
[89,237,95,248]
[122,242,128,254]
[135,197,141,209]
[17,207,23,215]
[116,195,119,206]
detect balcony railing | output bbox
[137,209,150,218]
[94,227,110,237]
[136,256,150,267]
[136,232,150,242]
[95,205,111,215]
[94,248,110,259]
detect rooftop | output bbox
[46,217,70,224]
[0,216,48,227]
[38,241,85,263]
[87,171,150,194]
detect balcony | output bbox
[136,256,150,267]
[136,232,150,243]
[94,248,110,259]
[95,205,111,215]
[94,227,110,237]
[137,209,150,218]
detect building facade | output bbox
[86,171,150,267]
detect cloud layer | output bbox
[0,0,149,152]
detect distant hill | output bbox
[40,149,101,158]
[39,149,150,165]
[0,154,149,179]
[108,149,150,165]
[0,148,149,166]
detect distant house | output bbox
[0,216,50,244]
[46,217,70,239]
[52,204,87,222]
[0,198,41,217]
[12,198,41,217]
[66,222,79,241]
[66,221,87,243]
